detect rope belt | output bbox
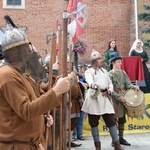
[0,140,39,148]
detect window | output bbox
[3,0,25,9]
[7,0,21,5]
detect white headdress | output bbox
[129,39,144,55]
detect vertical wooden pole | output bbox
[46,32,57,150]
[59,12,68,150]
[58,25,63,150]
[68,44,73,150]
[48,32,57,94]
[51,32,57,150]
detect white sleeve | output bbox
[85,69,94,88]
[107,73,113,93]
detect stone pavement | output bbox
[71,133,150,150]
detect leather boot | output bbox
[119,138,131,146]
[94,141,101,150]
[114,141,124,150]
[67,142,82,147]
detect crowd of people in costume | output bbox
[0,15,149,150]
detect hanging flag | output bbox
[74,1,84,41]
[67,0,87,43]
[67,0,83,13]
[67,0,75,13]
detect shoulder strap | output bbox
[110,70,124,92]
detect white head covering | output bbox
[129,39,144,55]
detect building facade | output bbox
[0,0,149,64]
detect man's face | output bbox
[21,44,30,65]
[113,59,122,69]
[97,58,103,67]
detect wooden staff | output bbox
[51,32,57,150]
[67,42,73,150]
[46,32,57,149]
[58,25,63,149]
[58,12,68,150]
[67,3,73,148]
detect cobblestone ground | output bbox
[71,133,150,150]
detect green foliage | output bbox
[138,13,150,21]
[141,28,150,33]
[138,5,150,48]
[143,40,150,48]
[143,5,150,10]
[138,5,150,21]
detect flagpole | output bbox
[134,0,138,40]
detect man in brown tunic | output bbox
[0,15,70,150]
[48,56,83,148]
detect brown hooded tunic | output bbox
[70,72,83,118]
[0,65,60,150]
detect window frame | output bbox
[3,0,25,9]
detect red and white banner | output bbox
[67,0,87,43]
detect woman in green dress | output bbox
[129,39,150,93]
[104,40,118,71]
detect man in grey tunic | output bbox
[82,50,124,150]
[109,52,139,147]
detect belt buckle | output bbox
[101,89,107,92]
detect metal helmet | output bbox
[1,15,29,52]
[44,53,51,67]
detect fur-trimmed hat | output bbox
[91,50,101,61]
[109,52,122,63]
